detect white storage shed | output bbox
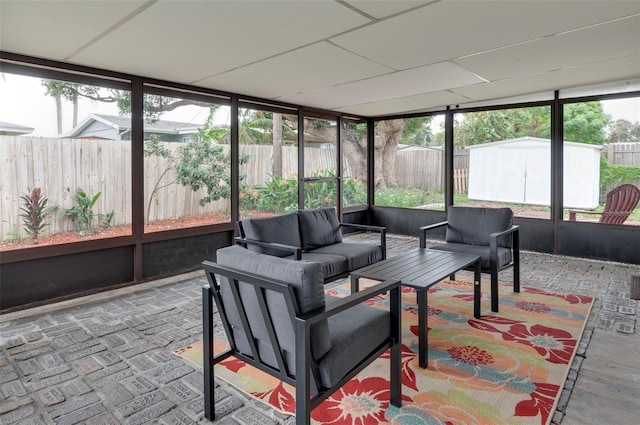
[467,137,602,209]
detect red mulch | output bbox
[0,212,230,251]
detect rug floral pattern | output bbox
[174,278,593,425]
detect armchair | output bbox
[202,245,401,425]
[419,206,519,313]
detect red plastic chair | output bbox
[569,184,640,224]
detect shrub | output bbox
[20,187,56,244]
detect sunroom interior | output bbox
[1,0,639,312]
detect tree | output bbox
[400,116,434,146]
[607,119,640,144]
[563,102,611,144]
[454,107,551,148]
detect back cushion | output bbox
[445,207,513,247]
[216,245,331,364]
[240,212,301,257]
[298,208,342,250]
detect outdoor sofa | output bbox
[235,207,386,282]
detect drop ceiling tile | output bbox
[334,90,469,117]
[452,55,640,103]
[455,15,640,81]
[0,0,148,60]
[343,0,434,19]
[196,42,393,99]
[330,0,640,70]
[278,61,484,109]
[70,0,370,84]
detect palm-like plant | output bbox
[20,187,56,244]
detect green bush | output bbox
[374,187,429,208]
[599,155,640,198]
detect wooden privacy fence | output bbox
[604,143,640,166]
[0,137,343,240]
[395,148,469,192]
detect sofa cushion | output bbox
[430,242,513,270]
[240,212,301,257]
[311,243,383,270]
[318,295,390,387]
[445,207,513,248]
[285,252,349,280]
[216,245,331,368]
[298,208,342,250]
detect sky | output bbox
[1,73,639,138]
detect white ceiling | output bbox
[1,0,639,117]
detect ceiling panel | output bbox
[455,15,640,81]
[70,0,370,84]
[196,42,393,99]
[452,55,640,102]
[0,0,149,60]
[330,0,640,70]
[278,61,484,109]
[343,0,434,19]
[334,90,470,117]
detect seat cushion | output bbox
[216,245,331,368]
[298,208,342,250]
[430,243,512,270]
[318,295,390,388]
[445,207,513,248]
[285,252,349,280]
[240,212,301,257]
[310,243,383,271]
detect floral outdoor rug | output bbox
[174,277,593,425]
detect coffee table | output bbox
[350,249,481,368]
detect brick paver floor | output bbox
[1,234,638,425]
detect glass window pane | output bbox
[304,181,337,209]
[238,107,298,217]
[143,93,231,232]
[0,73,132,250]
[373,116,444,209]
[563,97,640,225]
[343,118,368,207]
[303,116,337,177]
[454,106,552,219]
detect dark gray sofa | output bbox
[202,245,401,424]
[419,206,520,313]
[236,208,386,282]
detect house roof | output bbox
[0,121,34,136]
[1,1,638,117]
[465,136,603,150]
[64,114,201,138]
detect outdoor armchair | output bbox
[202,245,402,425]
[419,206,520,313]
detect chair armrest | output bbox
[489,225,519,261]
[298,279,400,326]
[234,237,302,260]
[340,223,387,259]
[568,209,602,221]
[418,221,448,249]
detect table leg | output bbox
[417,289,428,368]
[350,275,359,293]
[473,260,481,319]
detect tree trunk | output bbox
[272,113,282,176]
[374,119,404,188]
[72,97,78,128]
[55,94,62,134]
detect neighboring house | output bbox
[0,121,34,135]
[467,137,602,209]
[63,114,201,142]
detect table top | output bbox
[351,249,480,290]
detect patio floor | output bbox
[1,234,639,425]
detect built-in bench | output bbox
[235,207,386,282]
